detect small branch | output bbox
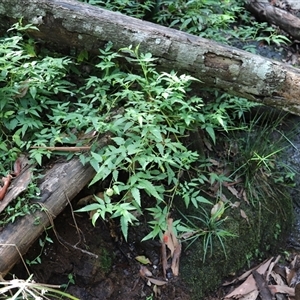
[30,146,91,152]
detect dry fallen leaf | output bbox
[146,277,168,286]
[240,209,250,225]
[171,241,181,276]
[252,270,272,300]
[161,218,182,278]
[224,274,258,299]
[211,200,225,219]
[139,265,152,277]
[239,290,259,300]
[268,284,295,296]
[270,270,285,286]
[224,258,274,299]
[242,190,249,205]
[226,185,240,198]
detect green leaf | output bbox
[196,196,212,205]
[120,215,129,241]
[137,179,163,201]
[151,129,163,142]
[135,255,151,265]
[127,142,141,155]
[91,211,100,226]
[205,126,215,144]
[111,136,125,145]
[74,203,100,212]
[30,86,37,99]
[131,187,141,207]
[91,151,103,163]
[33,151,42,166]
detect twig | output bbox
[64,192,84,247]
[0,244,30,277]
[30,146,91,152]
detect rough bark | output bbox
[0,157,95,276]
[1,0,300,115]
[246,0,300,40]
[0,133,110,276]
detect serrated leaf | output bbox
[131,187,141,206]
[74,203,100,212]
[137,179,163,201]
[127,143,141,155]
[120,215,129,241]
[151,129,163,142]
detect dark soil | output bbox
[10,201,191,300]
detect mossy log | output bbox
[1,0,300,114]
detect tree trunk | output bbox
[1,0,300,115]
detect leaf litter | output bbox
[221,254,300,300]
[138,217,182,296]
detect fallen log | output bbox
[0,157,95,276]
[0,133,110,276]
[246,0,300,40]
[1,0,300,115]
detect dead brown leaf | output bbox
[252,270,272,300]
[268,284,295,296]
[211,200,225,219]
[139,265,152,277]
[242,190,249,205]
[171,241,181,276]
[146,277,168,286]
[224,257,274,298]
[224,274,257,299]
[161,218,182,278]
[240,209,248,222]
[239,290,259,300]
[0,163,32,213]
[226,185,240,198]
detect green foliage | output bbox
[0,181,40,226]
[79,0,155,19]
[26,228,54,266]
[155,0,240,35]
[79,0,290,49]
[1,20,290,260]
[0,24,74,171]
[255,27,291,46]
[74,44,243,242]
[226,111,295,205]
[176,202,236,261]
